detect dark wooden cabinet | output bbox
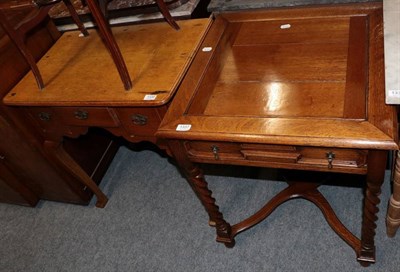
[0,12,118,206]
[0,167,38,207]
[0,123,39,206]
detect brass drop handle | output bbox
[38,112,51,121]
[211,145,220,160]
[74,110,89,120]
[326,151,335,169]
[132,114,148,126]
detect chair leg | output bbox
[155,0,179,30]
[0,12,44,89]
[97,0,110,18]
[62,0,89,36]
[14,39,44,89]
[85,0,132,90]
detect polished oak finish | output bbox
[0,11,119,206]
[157,3,397,266]
[0,0,132,90]
[4,19,210,105]
[3,18,212,207]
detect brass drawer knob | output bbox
[38,112,51,121]
[326,151,336,169]
[132,114,148,126]
[211,145,220,160]
[74,110,89,120]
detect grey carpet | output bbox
[1,146,400,272]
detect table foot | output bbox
[43,140,108,208]
[95,197,108,208]
[357,150,387,264]
[357,249,375,266]
[358,260,372,267]
[223,240,236,248]
[169,141,233,245]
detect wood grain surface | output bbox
[158,3,397,150]
[3,18,211,106]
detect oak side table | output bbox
[3,18,212,207]
[157,2,398,266]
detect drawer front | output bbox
[27,107,120,128]
[296,147,367,169]
[26,107,60,132]
[184,141,368,172]
[55,107,120,127]
[116,107,166,137]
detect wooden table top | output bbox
[3,18,211,107]
[157,3,398,150]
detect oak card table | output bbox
[2,18,211,207]
[156,2,398,266]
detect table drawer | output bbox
[55,107,120,127]
[27,107,120,128]
[26,107,59,131]
[184,141,367,171]
[116,107,166,137]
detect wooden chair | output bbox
[99,0,180,30]
[0,0,88,90]
[153,0,180,30]
[0,0,132,90]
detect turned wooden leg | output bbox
[387,151,400,237]
[43,140,108,208]
[358,150,387,265]
[85,0,132,90]
[168,140,234,247]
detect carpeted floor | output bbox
[1,146,400,272]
